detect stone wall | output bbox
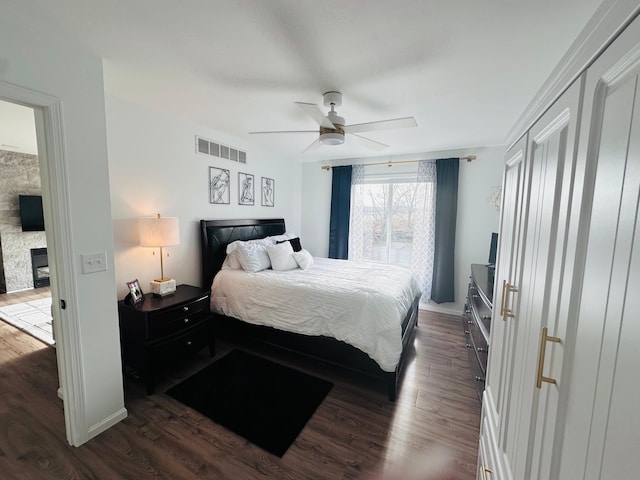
[0,149,46,292]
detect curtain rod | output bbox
[320,155,476,170]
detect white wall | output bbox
[105,95,302,298]
[0,12,124,439]
[300,146,505,315]
[301,164,333,257]
[451,147,504,314]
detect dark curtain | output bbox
[328,165,353,259]
[431,158,459,303]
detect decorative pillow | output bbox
[266,241,299,271]
[292,248,314,270]
[277,236,302,252]
[236,241,272,273]
[226,237,274,254]
[268,231,297,243]
[221,251,242,270]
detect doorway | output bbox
[0,82,93,447]
[0,100,54,346]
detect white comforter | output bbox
[210,257,421,372]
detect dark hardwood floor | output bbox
[0,307,481,479]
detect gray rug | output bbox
[0,298,54,345]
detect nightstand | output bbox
[118,284,214,394]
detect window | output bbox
[349,162,436,299]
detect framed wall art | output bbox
[238,172,254,206]
[209,166,230,204]
[261,177,275,207]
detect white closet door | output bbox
[507,78,583,480]
[483,135,528,480]
[559,15,640,479]
[487,135,528,441]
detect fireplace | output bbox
[30,247,50,288]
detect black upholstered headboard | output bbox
[200,218,286,290]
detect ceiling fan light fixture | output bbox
[319,132,345,145]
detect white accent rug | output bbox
[0,297,54,346]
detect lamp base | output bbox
[150,278,177,297]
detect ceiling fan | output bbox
[249,91,417,152]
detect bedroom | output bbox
[1,1,637,478]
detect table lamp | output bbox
[139,213,180,296]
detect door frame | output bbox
[0,80,87,446]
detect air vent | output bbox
[196,135,246,163]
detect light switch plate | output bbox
[81,252,107,274]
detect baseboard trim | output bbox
[419,301,462,316]
[87,407,128,441]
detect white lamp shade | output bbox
[139,216,180,247]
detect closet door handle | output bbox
[482,465,493,480]
[500,280,517,319]
[536,327,561,388]
[500,280,508,316]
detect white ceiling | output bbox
[2,0,603,162]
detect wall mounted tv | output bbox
[19,195,45,231]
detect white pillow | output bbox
[226,237,274,254]
[293,249,314,270]
[268,231,297,243]
[266,241,299,271]
[236,241,272,273]
[221,251,242,270]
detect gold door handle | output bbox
[536,327,561,388]
[500,280,517,319]
[500,280,508,316]
[482,465,493,480]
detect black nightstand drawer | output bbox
[148,295,208,339]
[154,321,210,368]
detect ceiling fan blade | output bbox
[343,116,417,134]
[302,138,321,153]
[295,102,336,129]
[249,130,317,134]
[349,133,388,151]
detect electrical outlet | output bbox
[81,252,107,274]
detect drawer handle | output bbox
[474,376,485,383]
[182,306,190,312]
[467,320,473,325]
[183,318,189,324]
[483,315,491,320]
[466,344,473,348]
[464,330,470,334]
[477,347,488,353]
[536,327,561,388]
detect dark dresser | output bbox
[118,284,214,394]
[462,264,494,402]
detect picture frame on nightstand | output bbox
[126,279,144,305]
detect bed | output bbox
[200,218,421,400]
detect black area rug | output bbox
[166,349,333,457]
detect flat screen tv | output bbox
[19,194,45,231]
[488,232,498,266]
